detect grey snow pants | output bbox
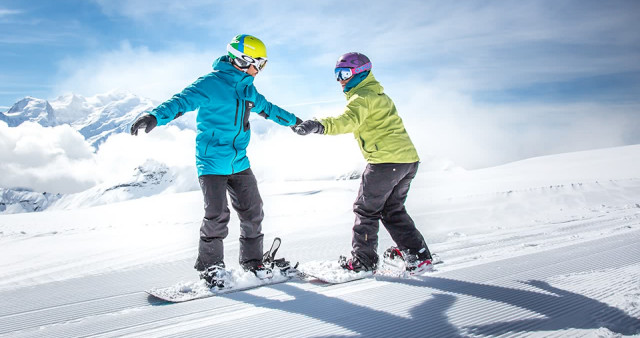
[352,162,429,268]
[194,168,264,271]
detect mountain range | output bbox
[0,91,157,149]
[0,92,176,213]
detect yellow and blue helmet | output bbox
[227,34,268,72]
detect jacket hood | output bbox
[212,55,255,86]
[345,72,383,98]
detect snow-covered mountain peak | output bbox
[50,93,91,124]
[0,188,61,214]
[112,159,174,192]
[40,159,180,211]
[2,91,158,148]
[2,96,56,127]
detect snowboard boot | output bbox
[199,263,228,288]
[339,255,377,272]
[403,247,434,275]
[382,247,405,269]
[383,247,434,275]
[242,260,274,280]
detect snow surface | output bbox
[0,145,639,337]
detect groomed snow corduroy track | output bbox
[1,225,638,337]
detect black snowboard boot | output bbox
[242,260,274,280]
[383,247,433,275]
[339,255,377,272]
[199,263,228,288]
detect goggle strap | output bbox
[352,62,372,75]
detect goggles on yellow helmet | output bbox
[227,44,268,72]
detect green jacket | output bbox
[320,73,420,164]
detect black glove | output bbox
[296,120,324,136]
[290,117,303,133]
[130,114,158,136]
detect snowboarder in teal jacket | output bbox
[131,34,301,287]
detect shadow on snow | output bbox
[229,276,639,337]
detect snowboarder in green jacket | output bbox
[295,52,433,275]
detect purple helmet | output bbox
[336,52,371,69]
[334,52,371,81]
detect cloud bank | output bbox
[0,121,97,193]
[0,121,197,194]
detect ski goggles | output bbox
[227,45,268,72]
[334,62,372,81]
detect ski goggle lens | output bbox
[227,45,268,72]
[233,55,268,71]
[334,62,372,81]
[335,67,353,81]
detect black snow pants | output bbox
[194,168,264,271]
[351,162,429,268]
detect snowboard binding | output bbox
[381,246,442,275]
[262,237,300,277]
[199,264,230,289]
[381,247,406,270]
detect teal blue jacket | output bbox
[150,56,298,176]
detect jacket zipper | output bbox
[231,99,242,174]
[204,131,215,155]
[234,99,239,126]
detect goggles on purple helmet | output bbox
[334,62,371,81]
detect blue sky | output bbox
[1,0,639,168]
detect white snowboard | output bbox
[299,260,374,284]
[146,267,294,302]
[299,253,442,284]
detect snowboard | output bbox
[146,270,296,302]
[299,260,374,284]
[299,252,443,285]
[146,237,300,303]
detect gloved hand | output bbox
[290,117,303,133]
[130,114,158,136]
[295,120,325,136]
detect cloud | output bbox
[0,8,21,18]
[393,82,640,169]
[54,41,216,102]
[93,126,197,187]
[248,121,366,182]
[0,121,97,193]
[0,120,198,194]
[92,0,212,21]
[1,90,637,197]
[59,1,640,104]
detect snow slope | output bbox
[0,145,639,337]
